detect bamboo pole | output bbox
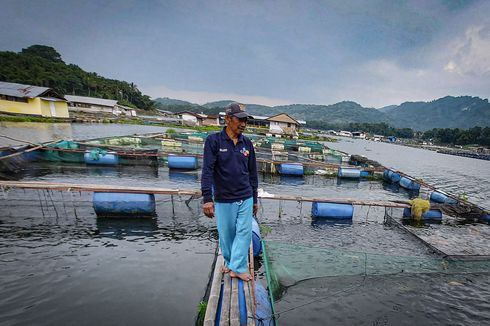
[0,181,201,196]
[203,254,224,326]
[220,273,232,325]
[248,244,256,325]
[0,138,61,161]
[0,181,412,208]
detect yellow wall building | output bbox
[0,81,69,118]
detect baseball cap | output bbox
[225,103,249,119]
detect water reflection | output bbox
[0,121,73,146]
[311,217,353,226]
[279,175,305,186]
[168,171,199,182]
[327,136,490,209]
[382,181,400,193]
[401,219,442,227]
[336,177,360,188]
[96,217,159,239]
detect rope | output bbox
[250,270,370,325]
[0,133,40,146]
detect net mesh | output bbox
[262,239,490,303]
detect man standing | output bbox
[201,103,258,281]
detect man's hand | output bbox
[253,203,259,217]
[202,202,215,218]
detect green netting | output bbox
[42,140,85,163]
[173,134,189,140]
[106,137,143,146]
[263,240,490,302]
[262,240,278,324]
[46,140,80,150]
[89,148,108,160]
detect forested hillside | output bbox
[0,45,154,110]
[384,96,490,130]
[3,45,489,131]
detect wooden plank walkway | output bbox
[204,246,256,326]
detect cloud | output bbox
[327,59,443,107]
[142,85,291,107]
[444,25,490,76]
[317,56,484,108]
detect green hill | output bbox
[2,45,488,130]
[154,97,196,106]
[177,97,490,131]
[385,96,490,130]
[202,100,235,108]
[0,45,154,110]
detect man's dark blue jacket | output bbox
[201,128,258,204]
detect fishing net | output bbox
[42,140,85,163]
[262,239,490,303]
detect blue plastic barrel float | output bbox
[167,155,198,170]
[402,208,442,220]
[168,171,199,182]
[21,150,41,162]
[84,150,119,165]
[481,212,490,223]
[383,169,401,183]
[337,167,361,178]
[277,163,304,175]
[399,176,421,191]
[311,202,354,219]
[0,149,11,157]
[92,192,156,217]
[254,281,274,325]
[430,191,458,205]
[252,218,262,257]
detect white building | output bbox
[65,95,136,117]
[338,131,353,137]
[176,111,220,126]
[352,131,366,139]
[266,113,301,137]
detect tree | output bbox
[21,45,64,63]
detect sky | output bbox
[1,0,489,108]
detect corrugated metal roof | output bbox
[266,113,300,125]
[65,95,117,107]
[249,115,269,120]
[40,97,66,102]
[0,81,50,98]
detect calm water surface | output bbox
[0,123,489,326]
[328,137,490,210]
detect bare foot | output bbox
[230,271,252,281]
[221,266,231,273]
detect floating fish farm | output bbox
[1,130,489,326]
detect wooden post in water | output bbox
[171,195,175,216]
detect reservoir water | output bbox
[0,122,489,325]
[328,137,490,210]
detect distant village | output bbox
[0,80,403,143]
[0,80,309,138]
[2,80,489,159]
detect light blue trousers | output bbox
[215,197,253,273]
